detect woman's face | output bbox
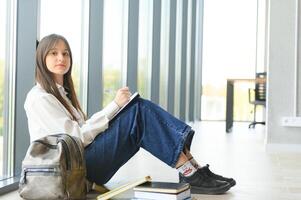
[45,40,71,84]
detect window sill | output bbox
[0,177,19,195]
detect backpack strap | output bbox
[50,134,85,170]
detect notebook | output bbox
[134,181,191,200]
[134,181,190,193]
[111,92,140,120]
[134,189,191,200]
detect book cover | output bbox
[134,188,191,200]
[134,181,190,194]
[111,92,140,120]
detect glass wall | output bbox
[39,0,88,107]
[0,0,16,180]
[103,0,128,107]
[137,0,153,99]
[159,0,170,109]
[202,0,257,121]
[0,0,6,179]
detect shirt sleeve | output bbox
[98,100,120,120]
[25,94,120,147]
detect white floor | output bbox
[1,121,301,200]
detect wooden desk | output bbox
[225,78,266,133]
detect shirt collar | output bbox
[36,82,68,96]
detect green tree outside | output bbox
[138,58,149,99]
[103,67,121,107]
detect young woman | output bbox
[24,34,235,195]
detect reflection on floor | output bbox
[2,122,301,200]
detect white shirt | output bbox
[24,84,120,147]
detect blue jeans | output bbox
[84,98,194,185]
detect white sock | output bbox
[177,161,197,177]
[189,158,200,169]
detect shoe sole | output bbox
[190,183,232,195]
[230,180,236,187]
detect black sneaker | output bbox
[201,164,236,187]
[179,170,231,194]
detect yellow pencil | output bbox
[96,176,152,200]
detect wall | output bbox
[266,0,301,152]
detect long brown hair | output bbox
[35,34,86,121]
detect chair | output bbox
[248,72,266,128]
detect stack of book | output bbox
[133,181,191,200]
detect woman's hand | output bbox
[114,87,131,108]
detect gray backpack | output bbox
[19,134,87,199]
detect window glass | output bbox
[202,0,257,121]
[159,0,170,109]
[0,0,16,180]
[256,0,266,73]
[39,0,86,106]
[194,0,203,120]
[0,0,6,179]
[186,0,192,119]
[174,0,183,118]
[137,0,153,99]
[103,0,128,107]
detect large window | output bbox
[202,0,257,121]
[39,0,88,109]
[137,0,153,99]
[103,0,128,107]
[159,0,170,109]
[0,0,16,180]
